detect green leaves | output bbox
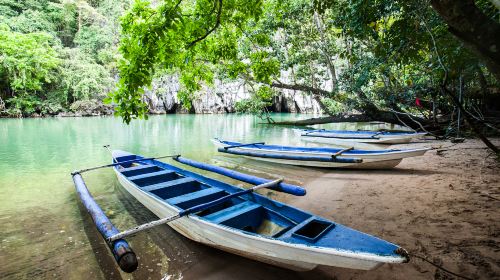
[249,51,280,84]
[0,27,60,93]
[112,0,265,123]
[0,0,128,117]
[235,85,274,114]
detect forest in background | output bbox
[0,0,499,139]
[0,0,126,117]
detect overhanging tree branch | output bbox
[271,81,331,96]
[186,0,222,48]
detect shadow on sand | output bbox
[113,181,334,280]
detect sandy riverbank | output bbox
[181,138,499,280]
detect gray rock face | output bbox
[66,99,114,117]
[144,75,321,114]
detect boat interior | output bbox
[216,140,409,154]
[115,154,335,243]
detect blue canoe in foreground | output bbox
[213,139,429,169]
[106,150,408,271]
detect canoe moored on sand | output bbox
[212,139,429,169]
[109,150,409,271]
[293,129,427,145]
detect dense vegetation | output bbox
[111,0,499,138]
[1,0,499,145]
[0,0,126,117]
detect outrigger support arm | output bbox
[71,154,180,175]
[331,147,354,158]
[72,173,138,273]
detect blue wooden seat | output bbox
[142,177,196,192]
[120,165,160,177]
[129,170,177,186]
[167,187,227,209]
[204,201,261,225]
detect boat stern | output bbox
[112,150,141,167]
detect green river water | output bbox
[0,114,402,280]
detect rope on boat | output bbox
[223,142,266,150]
[410,253,473,280]
[103,145,117,163]
[71,155,180,175]
[370,131,384,138]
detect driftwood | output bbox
[268,114,373,126]
[269,111,431,130]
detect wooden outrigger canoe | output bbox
[78,150,408,271]
[293,129,427,145]
[212,139,429,169]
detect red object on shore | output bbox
[416,97,422,107]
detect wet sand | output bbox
[179,138,500,280]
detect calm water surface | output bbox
[0,114,402,279]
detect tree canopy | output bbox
[111,0,499,125]
[0,0,126,116]
[0,0,498,128]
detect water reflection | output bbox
[0,114,405,279]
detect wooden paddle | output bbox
[107,178,283,242]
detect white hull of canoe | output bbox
[293,129,426,145]
[299,137,391,150]
[114,170,403,270]
[212,140,429,169]
[225,155,402,169]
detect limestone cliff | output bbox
[144,75,321,114]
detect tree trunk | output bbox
[271,81,332,113]
[0,96,5,111]
[313,11,338,89]
[269,112,430,130]
[441,85,499,154]
[431,0,500,81]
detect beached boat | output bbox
[106,150,408,271]
[293,129,427,145]
[212,139,429,169]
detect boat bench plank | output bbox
[204,201,261,224]
[128,170,175,181]
[120,165,159,177]
[278,216,333,242]
[167,187,226,209]
[142,177,196,192]
[277,216,316,237]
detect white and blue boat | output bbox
[104,150,409,271]
[293,129,427,145]
[212,139,429,169]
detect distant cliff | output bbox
[144,75,321,114]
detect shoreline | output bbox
[292,139,499,279]
[182,139,499,279]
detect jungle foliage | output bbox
[0,0,126,116]
[112,0,499,129]
[0,0,498,128]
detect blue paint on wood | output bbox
[72,173,138,273]
[110,150,409,261]
[298,129,423,135]
[173,156,306,196]
[215,139,422,154]
[217,147,362,163]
